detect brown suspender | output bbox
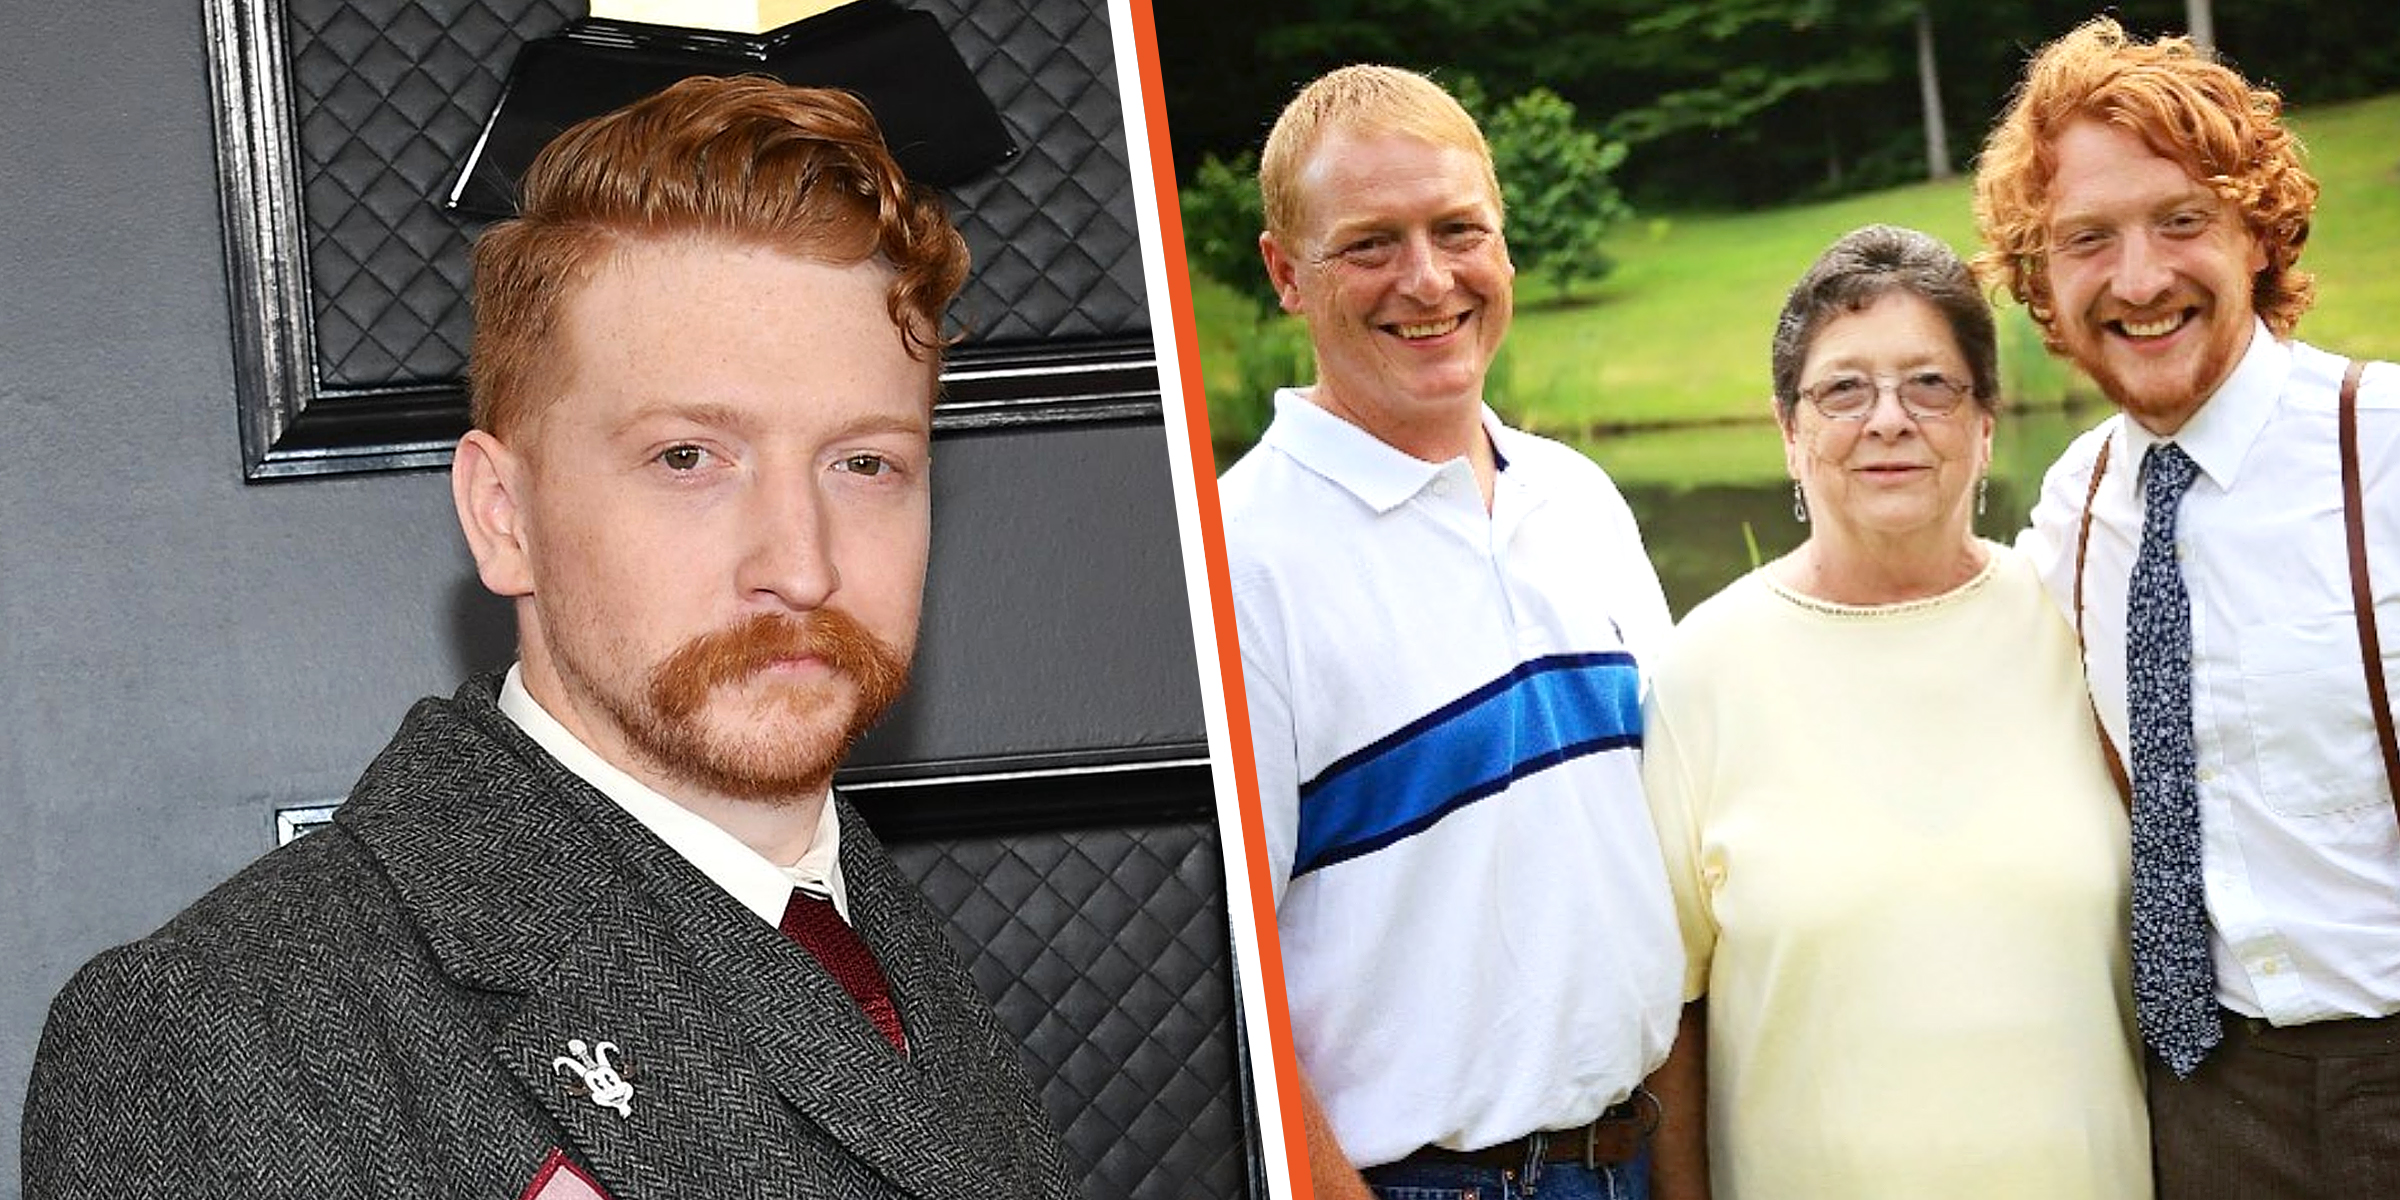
[2339,360,2400,808]
[2071,359,2397,818]
[2073,436,2135,805]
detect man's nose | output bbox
[2111,230,2175,307]
[1395,234,1454,302]
[739,473,840,611]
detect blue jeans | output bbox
[1363,1146,1650,1200]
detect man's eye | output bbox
[1335,237,1397,267]
[835,454,894,477]
[658,445,707,471]
[1434,224,1488,251]
[2055,229,2106,255]
[2162,210,2209,235]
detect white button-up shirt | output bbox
[2021,325,2400,1023]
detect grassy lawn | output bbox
[1192,91,2400,473]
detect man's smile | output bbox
[1387,312,1468,340]
[2111,308,2196,341]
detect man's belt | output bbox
[1397,1092,1658,1170]
[2222,1007,2400,1058]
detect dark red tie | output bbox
[779,889,907,1054]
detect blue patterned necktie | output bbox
[2127,441,2219,1077]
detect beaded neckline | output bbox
[1763,546,2001,618]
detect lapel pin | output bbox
[552,1038,635,1118]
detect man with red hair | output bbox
[23,77,1075,1200]
[1982,19,2400,1196]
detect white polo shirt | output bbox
[1224,390,1683,1167]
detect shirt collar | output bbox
[2121,318,2284,492]
[1261,387,1506,513]
[496,664,847,925]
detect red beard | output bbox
[619,608,911,801]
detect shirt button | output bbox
[1429,477,1451,497]
[2197,767,2216,784]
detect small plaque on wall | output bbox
[274,803,341,846]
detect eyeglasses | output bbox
[1797,371,1975,420]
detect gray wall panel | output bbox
[0,3,1203,1191]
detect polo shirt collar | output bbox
[2121,317,2283,492]
[1263,387,1506,514]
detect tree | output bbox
[1600,0,1904,203]
[1478,87,1635,300]
[1172,150,1302,450]
[1179,82,1637,306]
[2186,0,2215,52]
[1161,0,2400,214]
[1178,151,1278,315]
[1915,5,1952,179]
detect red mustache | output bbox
[649,609,908,720]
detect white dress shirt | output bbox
[2021,325,2400,1023]
[497,664,850,923]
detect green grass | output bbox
[2284,92,2400,357]
[1194,91,2400,466]
[1508,182,1976,432]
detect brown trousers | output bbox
[2149,1010,2400,1199]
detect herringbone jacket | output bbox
[21,676,1078,1200]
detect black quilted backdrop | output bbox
[282,0,1149,391]
[891,821,1243,1200]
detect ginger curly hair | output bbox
[1970,18,2317,349]
[468,76,970,437]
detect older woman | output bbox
[1641,226,2147,1199]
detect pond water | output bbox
[1577,405,2104,617]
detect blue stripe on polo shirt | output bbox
[1291,652,1642,879]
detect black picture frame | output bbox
[201,0,1161,481]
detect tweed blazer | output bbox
[21,676,1078,1200]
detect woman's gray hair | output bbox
[1770,224,2000,421]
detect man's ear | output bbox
[452,430,534,599]
[1260,231,1306,315]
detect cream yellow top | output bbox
[1642,543,2150,1199]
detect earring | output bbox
[1976,476,1988,517]
[1792,482,1808,524]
